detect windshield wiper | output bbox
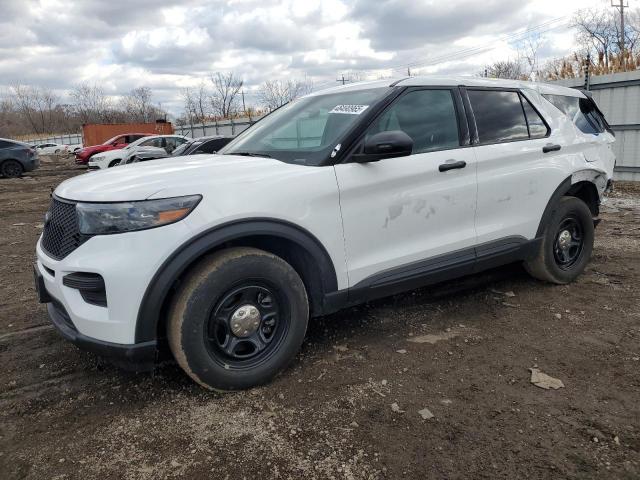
[226,151,273,158]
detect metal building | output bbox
[551,70,640,181]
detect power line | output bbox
[312,16,570,93]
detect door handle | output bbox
[542,144,562,153]
[438,160,467,172]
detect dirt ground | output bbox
[0,156,638,480]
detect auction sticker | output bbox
[329,105,369,115]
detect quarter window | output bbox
[543,94,605,135]
[468,90,529,143]
[366,89,460,154]
[521,97,549,138]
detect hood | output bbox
[55,154,312,202]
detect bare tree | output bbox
[122,86,155,122]
[571,9,618,69]
[517,35,544,80]
[10,84,58,134]
[209,72,243,118]
[482,60,526,80]
[70,82,112,124]
[258,79,313,111]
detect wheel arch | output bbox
[536,173,603,237]
[135,218,340,344]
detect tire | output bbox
[168,247,309,391]
[1,160,23,178]
[524,196,594,284]
[54,149,60,154]
[107,159,121,168]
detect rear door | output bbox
[468,88,560,244]
[335,87,478,289]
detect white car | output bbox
[34,143,69,155]
[35,76,615,391]
[88,135,188,169]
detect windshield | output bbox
[102,135,123,145]
[219,87,390,165]
[173,140,198,156]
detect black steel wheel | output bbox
[108,159,121,168]
[168,247,308,391]
[1,160,23,178]
[206,283,289,368]
[525,196,594,284]
[553,216,584,270]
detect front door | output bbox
[334,88,478,289]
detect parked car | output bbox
[34,143,68,155]
[68,144,83,154]
[0,138,39,178]
[35,77,615,391]
[74,134,150,165]
[88,135,189,169]
[149,135,235,160]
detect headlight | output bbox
[91,155,104,162]
[76,195,201,234]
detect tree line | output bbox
[177,73,313,127]
[0,84,166,139]
[483,6,640,80]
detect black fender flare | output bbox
[134,218,339,343]
[535,176,572,237]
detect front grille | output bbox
[41,197,90,260]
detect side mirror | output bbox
[353,130,413,163]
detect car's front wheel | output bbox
[168,247,309,391]
[524,196,594,284]
[1,160,23,178]
[107,159,121,168]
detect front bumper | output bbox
[47,300,157,363]
[35,218,195,346]
[35,264,157,365]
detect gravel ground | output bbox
[1,156,639,479]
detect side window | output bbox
[0,140,11,148]
[521,97,549,139]
[366,89,460,154]
[468,90,529,143]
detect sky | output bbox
[0,0,612,116]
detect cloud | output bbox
[0,0,592,116]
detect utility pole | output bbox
[241,89,246,116]
[407,67,411,76]
[584,53,591,91]
[611,0,628,69]
[336,74,347,85]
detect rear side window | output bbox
[521,97,549,138]
[468,90,529,143]
[543,94,605,135]
[367,89,460,154]
[0,140,14,148]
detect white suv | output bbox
[34,77,615,391]
[88,135,188,169]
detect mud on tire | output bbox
[168,247,309,391]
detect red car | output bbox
[74,133,151,165]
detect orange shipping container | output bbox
[82,122,174,147]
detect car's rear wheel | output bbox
[524,196,594,284]
[168,247,309,391]
[1,160,23,178]
[107,159,121,168]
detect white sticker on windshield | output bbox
[329,105,369,115]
